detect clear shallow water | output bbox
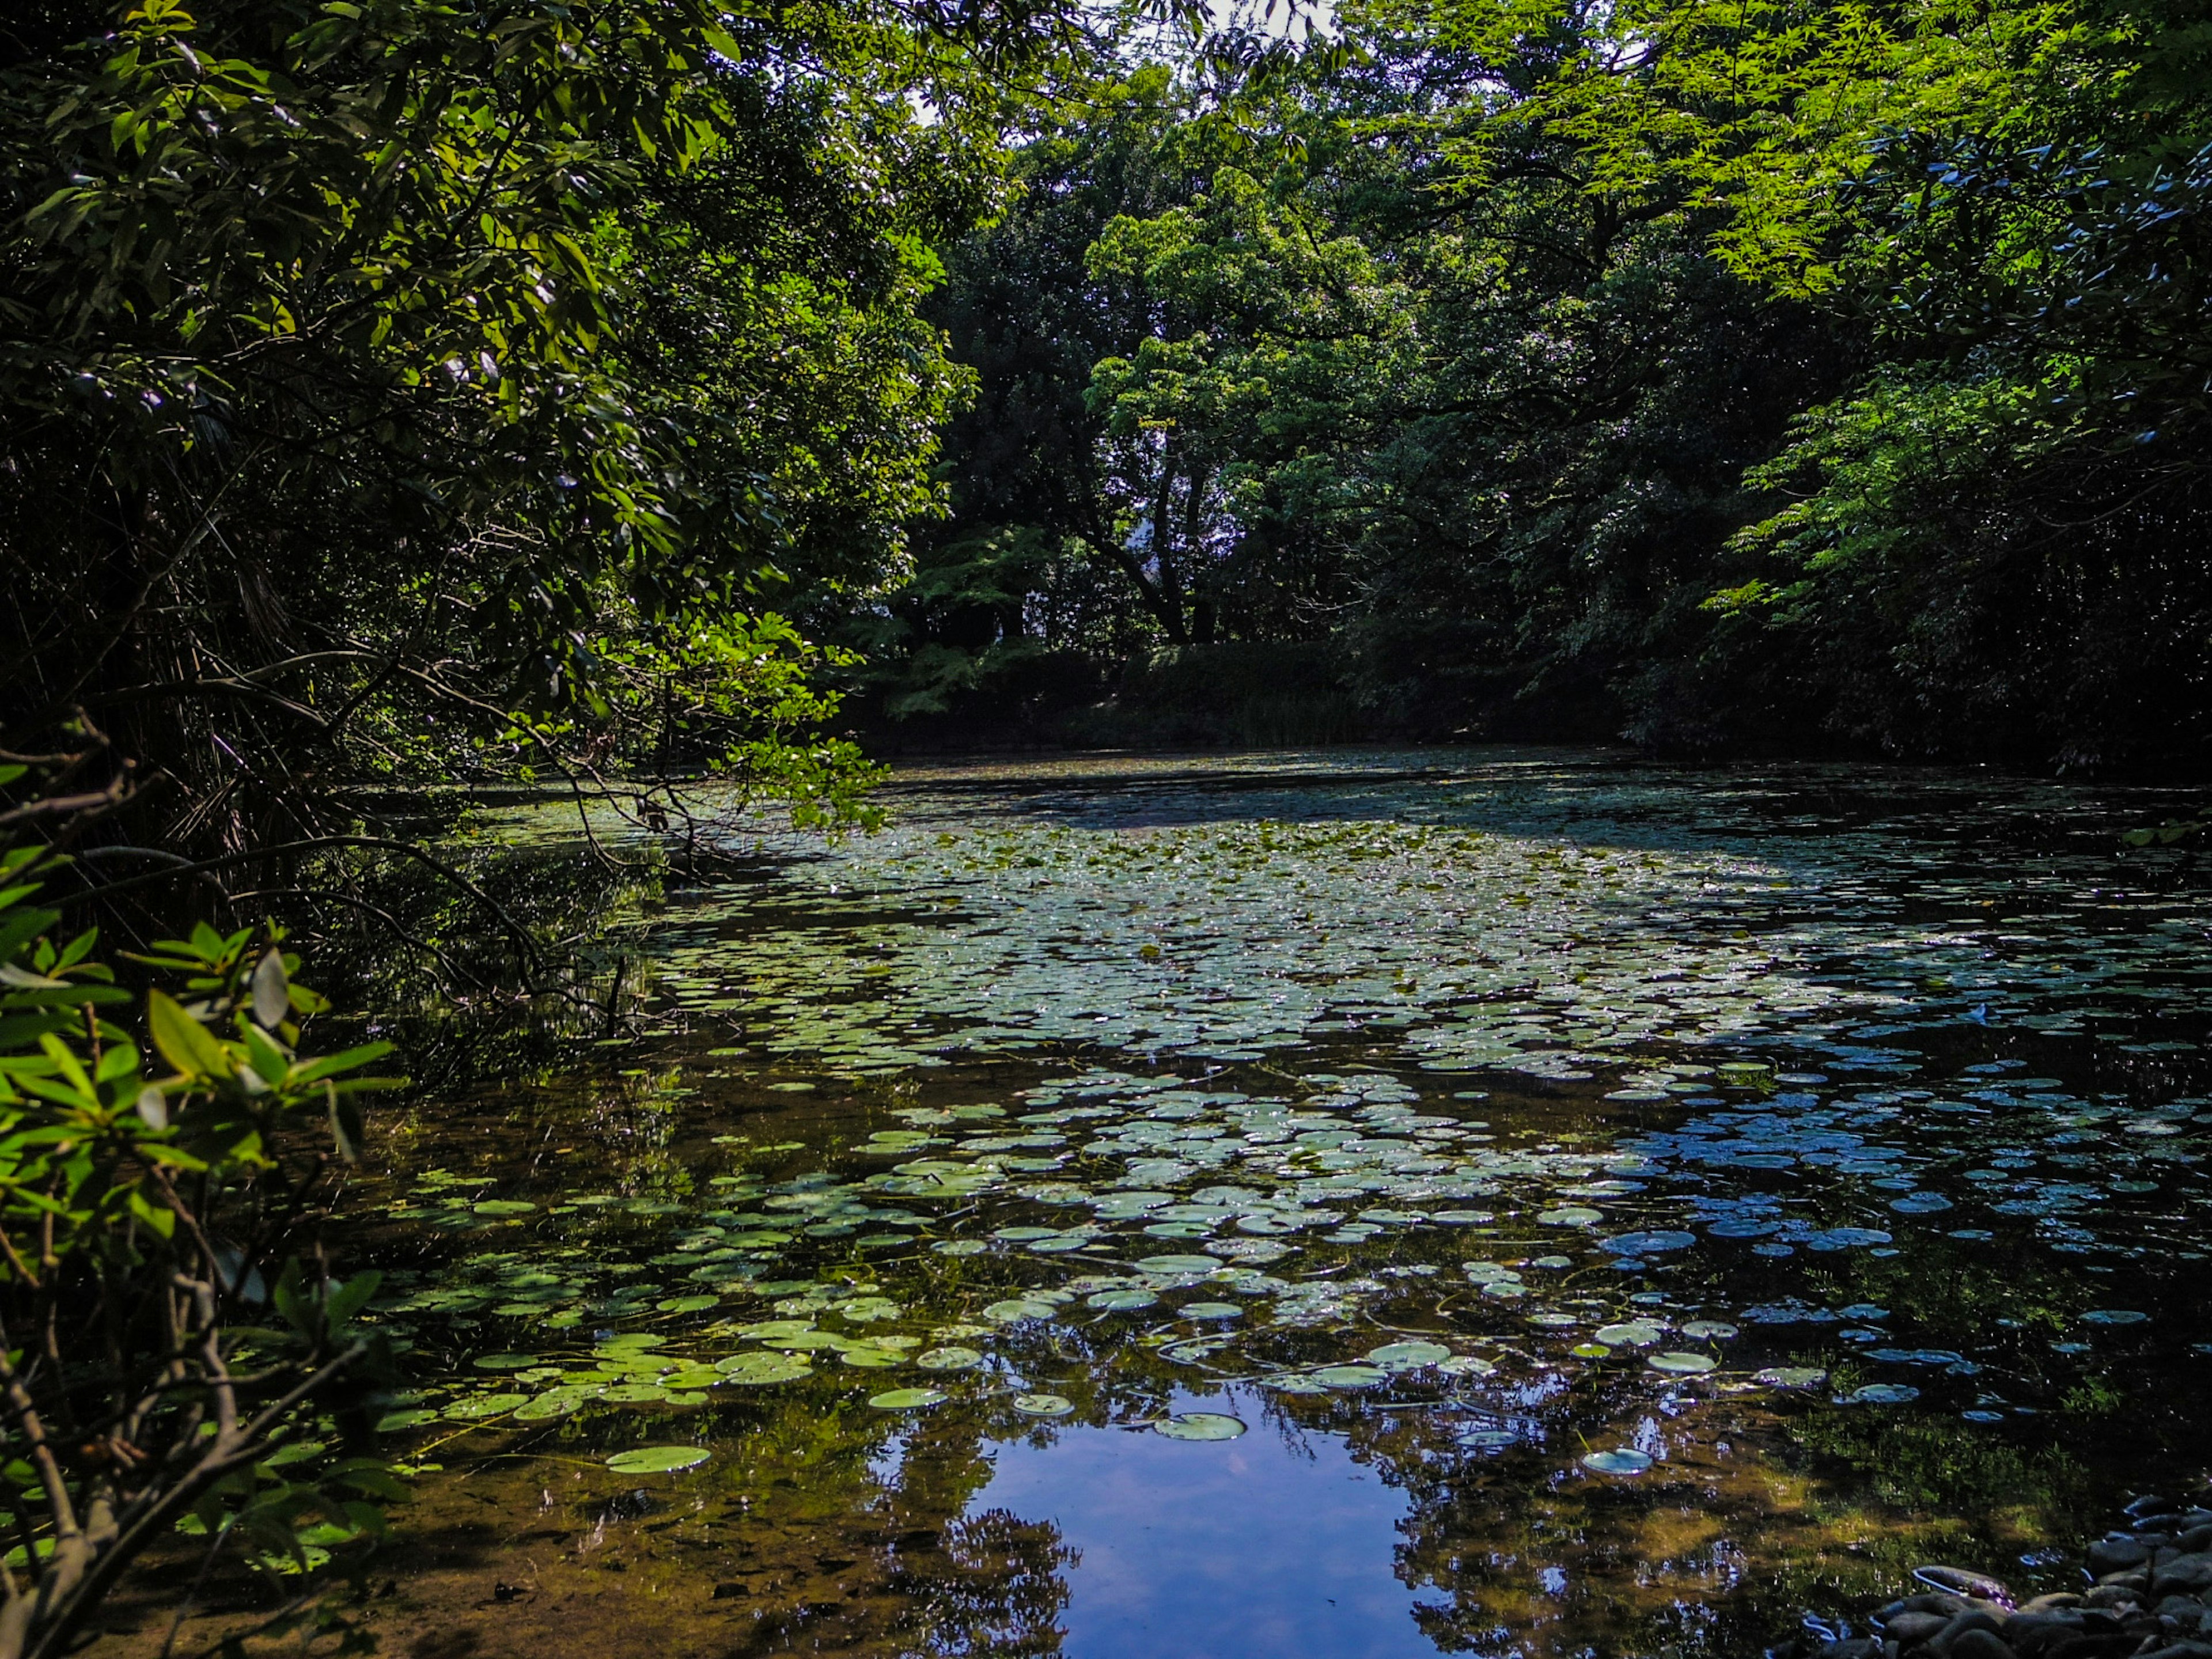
[157,750,2212,1659]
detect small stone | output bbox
[2089,1539,2151,1575]
[2017,1596,2083,1616]
[1919,1567,2016,1606]
[1884,1613,1949,1646]
[2157,1556,2212,1597]
[1945,1629,2017,1659]
[2180,1528,2212,1555]
[1935,1609,2008,1649]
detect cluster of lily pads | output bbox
[361,757,2212,1489]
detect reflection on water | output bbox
[974,1385,1434,1659]
[101,750,2212,1658]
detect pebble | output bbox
[1791,1492,2212,1659]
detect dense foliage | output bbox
[0,825,395,1659]
[0,0,1092,928]
[868,0,2212,768]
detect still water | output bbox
[182,751,2212,1658]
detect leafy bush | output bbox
[0,831,400,1659]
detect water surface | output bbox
[136,749,2212,1659]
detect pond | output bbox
[145,749,2212,1659]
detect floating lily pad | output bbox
[445,1393,528,1420]
[916,1346,982,1370]
[374,1408,440,1432]
[1156,1412,1247,1441]
[1753,1368,1828,1388]
[1438,1354,1499,1377]
[1013,1393,1074,1417]
[1581,1449,1653,1475]
[605,1446,710,1474]
[514,1389,589,1422]
[1839,1382,1921,1404]
[470,1353,540,1370]
[717,1352,812,1385]
[985,1298,1059,1323]
[1139,1253,1222,1274]
[1180,1302,1243,1320]
[869,1388,947,1410]
[1086,1289,1158,1312]
[1596,1321,1664,1347]
[1539,1206,1603,1227]
[2082,1309,2150,1325]
[1366,1340,1452,1371]
[1647,1352,1717,1376]
[1679,1321,1738,1340]
[1602,1231,1696,1255]
[600,1383,669,1404]
[1311,1364,1388,1389]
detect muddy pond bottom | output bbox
[107,749,2212,1659]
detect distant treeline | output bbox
[840,0,2212,772]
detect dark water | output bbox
[146,751,2212,1659]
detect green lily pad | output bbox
[1647,1352,1718,1376]
[915,1346,982,1371]
[1139,1253,1222,1274]
[1679,1321,1738,1339]
[1538,1206,1603,1227]
[1438,1354,1498,1377]
[445,1393,528,1420]
[1311,1364,1388,1388]
[600,1384,670,1404]
[1013,1393,1074,1417]
[1366,1340,1451,1371]
[717,1352,812,1385]
[1180,1302,1243,1320]
[1596,1321,1664,1347]
[374,1408,440,1432]
[842,1347,904,1368]
[1753,1367,1828,1389]
[514,1388,589,1422]
[984,1298,1059,1323]
[1086,1289,1158,1312]
[470,1353,540,1370]
[869,1388,948,1410]
[1155,1412,1247,1441]
[605,1446,710,1474]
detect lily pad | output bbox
[1647,1352,1718,1376]
[2082,1309,2150,1325]
[1581,1449,1654,1475]
[605,1446,710,1474]
[1180,1302,1243,1320]
[915,1346,983,1370]
[869,1388,948,1410]
[1602,1231,1697,1255]
[1538,1206,1603,1227]
[1086,1289,1158,1312]
[1753,1367,1828,1389]
[445,1393,528,1420]
[1155,1412,1247,1441]
[1595,1321,1664,1347]
[1013,1393,1074,1416]
[717,1352,813,1385]
[1139,1253,1222,1274]
[1366,1340,1452,1372]
[1311,1364,1388,1389]
[1840,1382,1921,1404]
